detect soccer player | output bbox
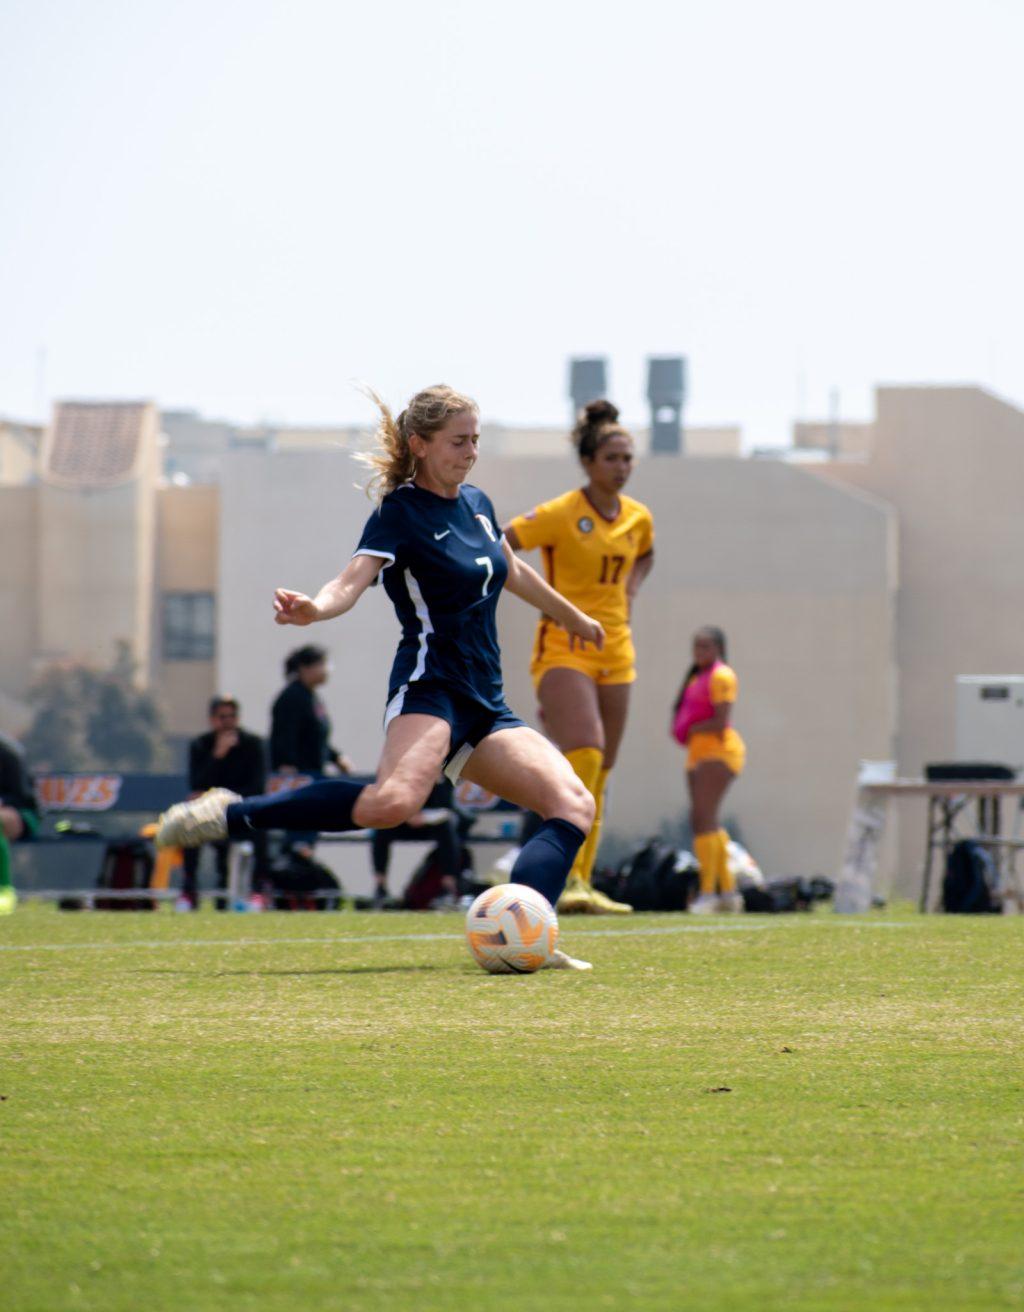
[158,385,603,969]
[504,400,654,915]
[671,626,746,912]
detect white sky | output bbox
[1,0,1021,444]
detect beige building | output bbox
[812,385,1024,885]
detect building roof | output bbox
[42,401,153,488]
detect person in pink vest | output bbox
[671,626,746,912]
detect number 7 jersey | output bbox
[353,482,510,712]
[507,489,654,631]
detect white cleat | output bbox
[689,893,720,915]
[156,788,240,848]
[718,891,745,914]
[544,948,593,972]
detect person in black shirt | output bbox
[0,734,40,915]
[182,697,266,908]
[270,645,352,776]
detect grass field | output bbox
[2,904,1022,1312]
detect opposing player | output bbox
[504,401,654,914]
[671,626,746,912]
[158,385,604,969]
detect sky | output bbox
[1,0,1022,445]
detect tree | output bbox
[23,643,172,772]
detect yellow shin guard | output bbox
[564,747,603,886]
[693,832,720,896]
[716,829,735,893]
[574,767,610,885]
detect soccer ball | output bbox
[465,883,559,974]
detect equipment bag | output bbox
[942,840,999,913]
[607,839,698,911]
[96,838,155,911]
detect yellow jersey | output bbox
[507,489,654,630]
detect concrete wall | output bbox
[815,385,1024,888]
[219,445,896,883]
[0,486,38,729]
[156,485,219,735]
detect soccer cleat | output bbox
[0,886,17,915]
[586,885,633,915]
[544,948,593,972]
[557,877,597,915]
[718,891,745,914]
[156,789,240,849]
[689,893,720,915]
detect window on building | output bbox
[162,592,215,661]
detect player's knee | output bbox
[554,775,595,833]
[359,786,424,830]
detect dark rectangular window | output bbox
[162,592,215,661]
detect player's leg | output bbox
[158,715,450,848]
[578,682,633,913]
[689,760,736,913]
[536,668,604,911]
[459,725,594,905]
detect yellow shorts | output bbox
[687,728,746,775]
[530,621,636,688]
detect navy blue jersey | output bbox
[353,482,510,713]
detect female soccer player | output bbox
[671,626,746,913]
[504,400,654,915]
[158,385,603,969]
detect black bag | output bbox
[96,837,155,911]
[741,876,834,914]
[402,843,448,910]
[605,840,697,911]
[942,840,999,914]
[269,852,342,910]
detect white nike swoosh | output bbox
[433,530,450,540]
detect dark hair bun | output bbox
[583,399,619,425]
[573,398,625,459]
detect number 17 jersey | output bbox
[507,489,654,631]
[353,482,509,712]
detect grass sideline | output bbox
[2,904,1022,1312]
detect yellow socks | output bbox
[693,831,719,896]
[574,766,610,885]
[564,747,603,886]
[717,829,736,893]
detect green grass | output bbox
[2,905,1022,1312]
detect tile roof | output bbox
[42,402,153,488]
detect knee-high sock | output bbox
[0,831,10,890]
[564,747,603,885]
[693,831,719,896]
[226,779,366,838]
[574,766,610,886]
[716,829,736,893]
[510,818,586,908]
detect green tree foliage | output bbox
[23,642,172,771]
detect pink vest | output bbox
[672,662,722,746]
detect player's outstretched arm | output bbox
[501,540,604,650]
[273,554,384,627]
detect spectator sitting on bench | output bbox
[371,781,463,910]
[183,696,267,909]
[0,734,40,916]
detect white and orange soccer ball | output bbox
[464,883,559,974]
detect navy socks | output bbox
[510,818,586,907]
[226,779,366,838]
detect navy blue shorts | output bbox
[384,681,524,782]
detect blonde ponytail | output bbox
[357,384,478,502]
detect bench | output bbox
[17,772,525,906]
